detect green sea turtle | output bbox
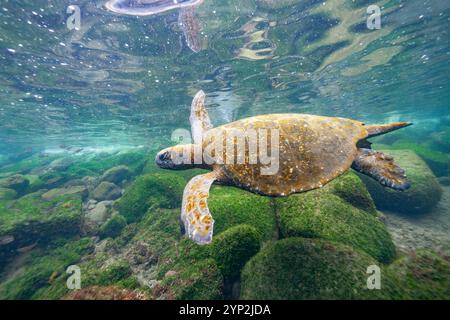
[156,90,412,245]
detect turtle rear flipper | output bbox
[352,148,410,191]
[364,122,412,138]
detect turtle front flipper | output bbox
[182,171,219,245]
[189,90,213,144]
[352,148,410,191]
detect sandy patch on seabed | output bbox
[384,185,450,258]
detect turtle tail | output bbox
[364,122,412,138]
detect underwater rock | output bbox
[431,130,450,153]
[438,176,450,186]
[240,237,395,300]
[0,193,84,270]
[326,171,378,214]
[82,176,98,191]
[37,255,142,299]
[0,172,13,179]
[6,150,35,164]
[85,201,113,227]
[40,174,67,190]
[85,199,98,209]
[0,188,18,200]
[0,174,30,194]
[92,182,122,201]
[64,179,87,188]
[275,171,396,263]
[100,165,132,185]
[41,149,149,182]
[23,175,44,193]
[240,238,448,300]
[211,224,261,279]
[98,206,223,299]
[361,150,443,215]
[387,250,450,299]
[390,142,449,177]
[64,286,148,300]
[86,260,136,288]
[208,186,277,241]
[41,186,89,201]
[165,270,178,277]
[99,214,127,239]
[0,238,95,300]
[47,158,74,172]
[153,258,223,300]
[125,241,158,268]
[116,173,185,223]
[0,235,15,245]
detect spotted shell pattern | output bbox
[203,114,369,196]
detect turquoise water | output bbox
[0,0,448,155]
[0,0,449,300]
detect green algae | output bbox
[211,224,261,279]
[116,173,186,223]
[275,172,396,264]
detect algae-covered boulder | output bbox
[0,192,83,268]
[211,224,261,279]
[208,186,277,241]
[40,173,67,190]
[240,237,395,300]
[100,214,127,239]
[101,165,132,185]
[38,255,141,300]
[275,172,396,263]
[106,205,223,300]
[431,129,450,153]
[327,171,377,214]
[0,188,17,200]
[116,173,185,223]
[64,286,148,300]
[390,142,449,177]
[60,149,149,179]
[92,182,122,201]
[47,157,74,172]
[438,176,450,186]
[89,260,134,287]
[0,174,29,194]
[157,258,223,300]
[0,238,94,300]
[387,250,450,300]
[41,186,88,201]
[361,150,442,215]
[23,175,44,193]
[84,201,113,228]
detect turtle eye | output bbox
[159,152,170,162]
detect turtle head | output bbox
[156,144,200,170]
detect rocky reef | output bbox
[241,238,393,300]
[0,147,448,300]
[276,171,396,264]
